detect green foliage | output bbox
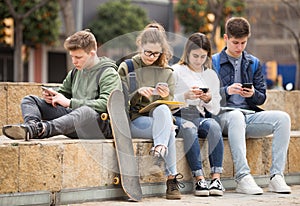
[88,0,149,46]
[175,0,208,34]
[0,0,61,46]
[23,0,60,46]
[175,0,246,35]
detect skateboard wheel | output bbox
[113,176,120,185]
[101,113,108,120]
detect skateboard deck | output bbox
[107,89,142,202]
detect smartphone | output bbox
[199,88,209,93]
[41,86,55,96]
[242,83,253,89]
[153,82,168,95]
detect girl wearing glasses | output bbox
[118,23,183,200]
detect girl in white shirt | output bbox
[172,33,224,197]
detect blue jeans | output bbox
[175,116,224,177]
[21,95,106,139]
[218,110,291,181]
[130,104,177,176]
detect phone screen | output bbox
[242,83,253,89]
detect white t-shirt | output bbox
[172,64,221,116]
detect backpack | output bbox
[212,53,259,76]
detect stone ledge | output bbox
[0,132,300,205]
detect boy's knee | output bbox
[21,95,39,105]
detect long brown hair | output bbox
[178,32,212,69]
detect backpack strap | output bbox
[212,53,221,73]
[95,66,110,98]
[70,67,77,83]
[249,55,259,75]
[212,53,258,75]
[124,59,136,93]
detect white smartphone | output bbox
[153,82,168,95]
[41,86,55,96]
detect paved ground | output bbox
[69,185,300,206]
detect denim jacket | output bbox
[214,48,266,112]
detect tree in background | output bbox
[269,0,300,89]
[175,0,245,51]
[1,0,61,81]
[88,0,149,47]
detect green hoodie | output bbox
[58,57,122,113]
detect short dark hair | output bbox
[225,17,251,39]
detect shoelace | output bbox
[210,179,225,191]
[170,173,185,190]
[197,179,208,188]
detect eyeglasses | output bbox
[143,49,162,57]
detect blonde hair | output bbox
[136,24,172,67]
[64,29,97,53]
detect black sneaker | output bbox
[195,179,209,196]
[166,173,185,200]
[209,178,225,196]
[2,122,45,141]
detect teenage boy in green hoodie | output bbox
[3,29,122,140]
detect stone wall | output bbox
[0,82,299,205]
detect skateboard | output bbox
[106,89,142,202]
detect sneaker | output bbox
[166,173,185,199]
[195,179,209,196]
[209,178,225,196]
[269,174,291,194]
[236,174,263,195]
[2,122,45,141]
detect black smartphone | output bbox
[199,88,209,93]
[242,83,253,89]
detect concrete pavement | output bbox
[69,184,300,206]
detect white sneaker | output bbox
[269,175,291,194]
[236,174,263,195]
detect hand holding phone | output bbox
[153,82,168,95]
[42,86,56,96]
[242,83,253,89]
[199,88,209,93]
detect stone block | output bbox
[0,84,7,136]
[246,138,264,175]
[62,141,104,189]
[136,141,166,183]
[288,137,300,173]
[6,83,42,125]
[261,90,285,111]
[222,138,234,178]
[176,139,192,181]
[18,142,63,192]
[261,137,272,175]
[100,140,118,186]
[0,145,18,193]
[285,91,300,130]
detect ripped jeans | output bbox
[130,104,177,176]
[175,116,224,177]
